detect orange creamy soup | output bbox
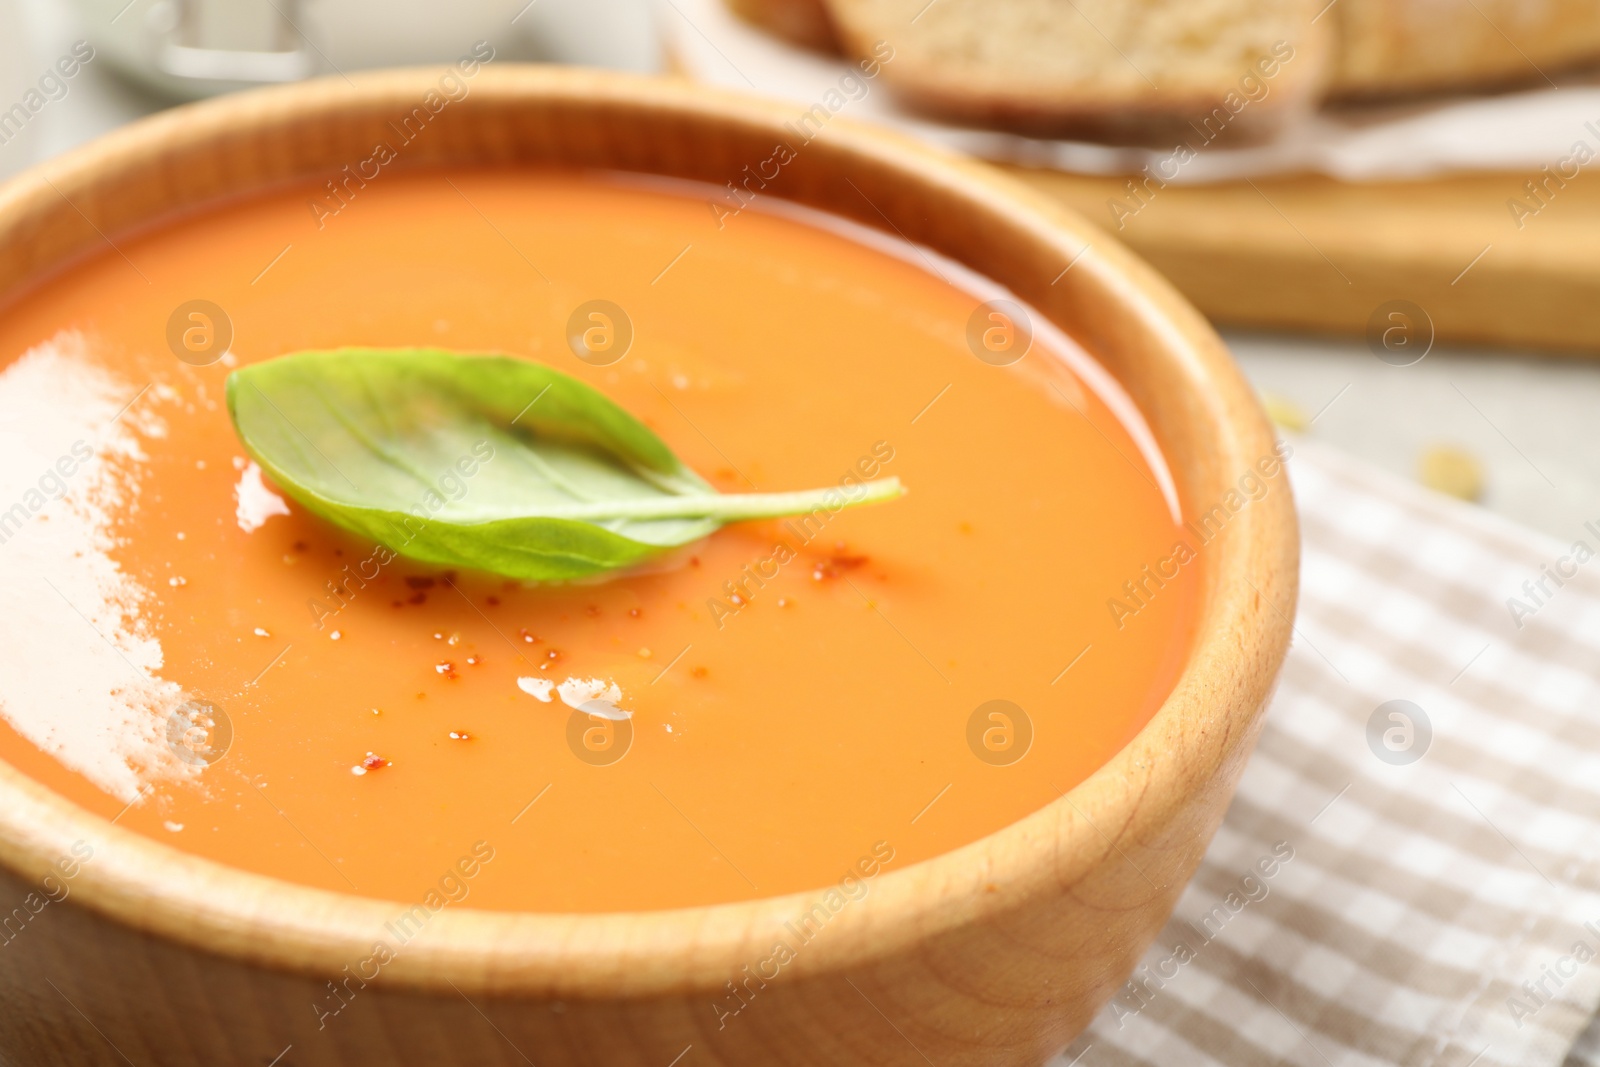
[0,170,1199,912]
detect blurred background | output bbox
[4,0,1597,542]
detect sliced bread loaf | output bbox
[729,0,1330,141]
[726,0,1600,142]
[1328,0,1600,96]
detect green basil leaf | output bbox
[225,348,904,581]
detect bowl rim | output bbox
[0,64,1297,998]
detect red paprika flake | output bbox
[352,752,390,776]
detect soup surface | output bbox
[0,170,1199,912]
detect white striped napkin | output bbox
[1054,440,1600,1067]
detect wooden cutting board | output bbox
[1004,166,1600,356]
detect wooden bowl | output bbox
[0,67,1297,1067]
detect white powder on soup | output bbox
[0,333,191,802]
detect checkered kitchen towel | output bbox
[1053,439,1600,1067]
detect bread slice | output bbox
[1328,0,1600,97]
[725,0,843,51]
[726,0,1600,126]
[748,0,1331,142]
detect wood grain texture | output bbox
[0,66,1298,1066]
[1007,165,1600,355]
